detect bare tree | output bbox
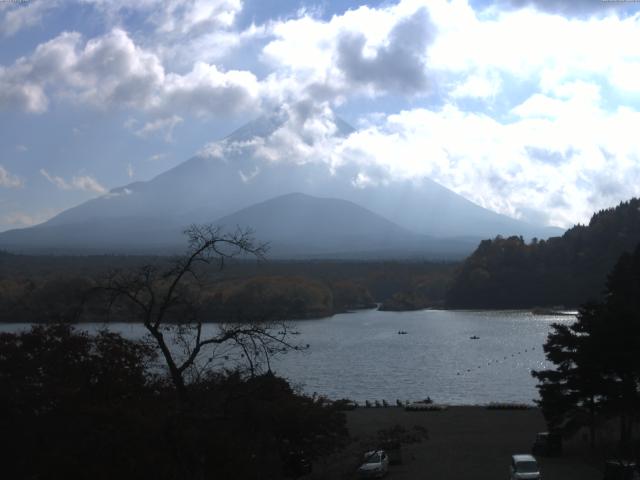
[101,224,302,400]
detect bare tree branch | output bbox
[96,224,298,402]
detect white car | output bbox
[358,450,389,478]
[510,454,542,480]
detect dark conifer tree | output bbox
[533,244,640,449]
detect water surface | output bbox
[0,309,574,405]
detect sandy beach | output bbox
[311,406,603,480]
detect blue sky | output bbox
[2,0,640,231]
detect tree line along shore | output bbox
[2,198,640,322]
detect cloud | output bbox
[149,0,243,36]
[3,211,39,227]
[4,0,640,232]
[40,169,107,194]
[450,71,502,99]
[162,61,259,116]
[261,2,438,104]
[202,102,347,168]
[0,70,48,113]
[490,0,626,17]
[429,2,640,95]
[147,152,168,161]
[77,0,244,35]
[525,146,576,165]
[0,165,23,188]
[1,206,61,229]
[335,7,434,94]
[0,0,56,37]
[133,115,183,141]
[208,80,640,229]
[329,89,640,227]
[0,28,260,116]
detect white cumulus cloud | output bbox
[40,169,107,194]
[133,115,183,141]
[0,165,23,188]
[0,28,260,118]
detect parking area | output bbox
[314,406,602,480]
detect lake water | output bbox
[0,309,574,405]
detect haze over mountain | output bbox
[215,192,479,259]
[0,110,563,257]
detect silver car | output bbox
[358,450,389,478]
[510,454,542,480]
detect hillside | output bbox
[214,192,478,259]
[0,111,562,255]
[446,198,640,308]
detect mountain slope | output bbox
[0,111,563,254]
[214,192,478,258]
[446,198,640,308]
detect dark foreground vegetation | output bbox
[0,324,348,480]
[448,198,640,309]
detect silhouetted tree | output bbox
[100,225,301,400]
[597,247,640,447]
[532,302,607,447]
[533,244,640,449]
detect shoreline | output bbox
[0,305,579,324]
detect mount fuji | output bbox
[0,110,563,257]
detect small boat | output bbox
[397,330,408,335]
[469,335,480,340]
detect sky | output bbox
[2,0,640,232]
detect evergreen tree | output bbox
[533,244,640,449]
[532,302,607,447]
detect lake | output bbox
[0,308,574,405]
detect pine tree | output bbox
[533,244,640,449]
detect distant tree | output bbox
[100,225,301,401]
[533,244,640,449]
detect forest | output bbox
[446,198,640,309]
[0,250,456,323]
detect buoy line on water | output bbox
[454,345,540,377]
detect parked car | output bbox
[357,450,389,478]
[532,431,562,456]
[603,460,640,480]
[510,454,542,480]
